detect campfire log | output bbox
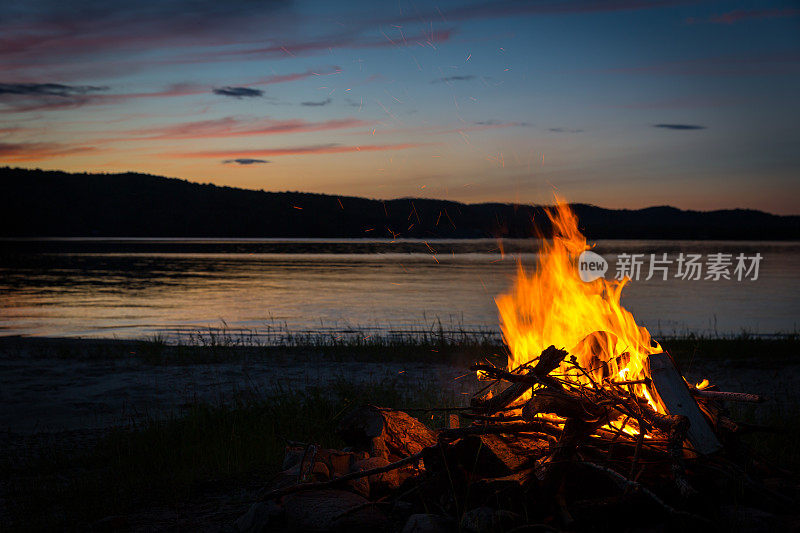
[521,389,607,422]
[470,346,568,415]
[469,379,532,415]
[337,405,438,460]
[691,389,765,403]
[648,352,722,455]
[451,433,550,477]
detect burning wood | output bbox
[238,201,795,532]
[248,341,787,532]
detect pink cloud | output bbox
[119,117,369,141]
[708,8,799,24]
[164,142,428,159]
[0,68,341,114]
[0,141,96,161]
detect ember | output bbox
[244,201,791,533]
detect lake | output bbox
[1,238,798,339]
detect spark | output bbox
[380,29,397,46]
[375,99,397,121]
[465,53,472,62]
[385,89,403,104]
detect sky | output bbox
[0,0,798,214]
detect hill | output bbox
[1,167,798,239]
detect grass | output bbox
[0,379,461,531]
[2,332,798,530]
[5,324,797,368]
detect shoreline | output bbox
[1,334,797,435]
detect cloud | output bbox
[0,0,297,76]
[605,53,800,77]
[120,117,368,141]
[164,142,428,159]
[473,120,532,127]
[0,82,110,112]
[706,8,799,25]
[0,141,95,161]
[223,158,269,165]
[201,28,454,63]
[0,83,108,97]
[549,127,583,133]
[0,0,686,79]
[653,124,706,130]
[301,97,332,107]
[433,120,532,134]
[255,67,341,85]
[0,68,335,113]
[213,86,263,98]
[432,75,476,84]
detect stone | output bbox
[460,507,493,533]
[283,489,387,532]
[401,513,454,533]
[345,476,370,498]
[235,501,283,533]
[459,506,523,532]
[718,505,781,533]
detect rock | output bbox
[283,446,358,479]
[719,505,781,533]
[460,506,523,532]
[460,507,493,533]
[235,501,283,533]
[346,476,370,498]
[401,513,454,533]
[283,489,387,532]
[351,456,400,493]
[493,510,522,530]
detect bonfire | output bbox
[239,201,787,533]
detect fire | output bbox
[496,198,665,414]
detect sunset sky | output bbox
[1,0,798,214]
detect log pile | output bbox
[236,346,797,533]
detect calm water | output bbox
[1,239,798,339]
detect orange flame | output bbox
[496,198,665,413]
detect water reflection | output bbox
[1,239,798,338]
